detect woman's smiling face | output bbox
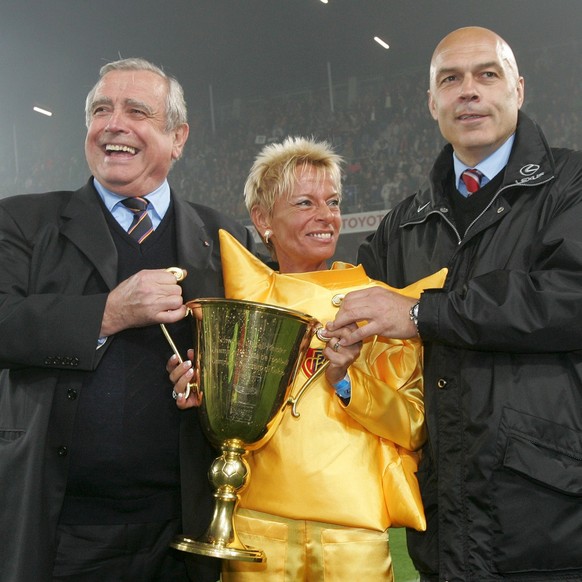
[255,163,341,273]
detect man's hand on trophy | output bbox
[101,269,188,337]
[167,349,203,409]
[326,287,419,342]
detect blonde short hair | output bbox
[244,136,343,216]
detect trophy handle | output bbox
[159,267,199,400]
[285,300,345,418]
[285,359,330,418]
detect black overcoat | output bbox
[0,179,254,581]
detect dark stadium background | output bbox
[2,0,581,264]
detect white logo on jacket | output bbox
[519,164,540,176]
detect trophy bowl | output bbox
[170,297,320,562]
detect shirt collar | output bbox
[454,133,515,194]
[92,178,171,228]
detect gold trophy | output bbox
[162,294,327,562]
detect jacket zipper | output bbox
[462,176,554,240]
[403,175,555,245]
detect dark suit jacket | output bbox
[0,179,254,582]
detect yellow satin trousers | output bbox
[221,508,393,582]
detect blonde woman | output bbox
[169,137,446,581]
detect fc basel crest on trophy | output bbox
[301,347,326,379]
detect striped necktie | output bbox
[121,197,154,243]
[461,168,483,195]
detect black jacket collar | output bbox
[402,112,556,224]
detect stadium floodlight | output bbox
[33,106,53,117]
[374,36,390,50]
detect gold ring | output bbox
[333,341,341,352]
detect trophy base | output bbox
[171,535,266,563]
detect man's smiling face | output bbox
[85,69,188,197]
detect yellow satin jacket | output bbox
[218,230,447,532]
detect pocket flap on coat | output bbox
[502,408,582,496]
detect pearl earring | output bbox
[264,229,272,244]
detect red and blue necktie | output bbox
[121,197,154,243]
[461,168,483,195]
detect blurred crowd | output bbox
[3,41,581,223]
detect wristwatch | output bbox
[409,300,420,335]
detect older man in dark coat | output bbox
[0,58,253,582]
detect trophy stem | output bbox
[171,439,265,562]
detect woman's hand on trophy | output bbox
[320,323,362,386]
[167,349,203,409]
